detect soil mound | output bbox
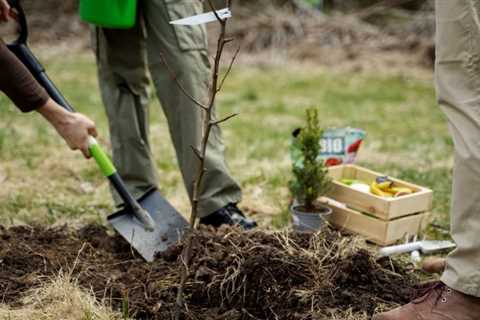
[0,224,418,319]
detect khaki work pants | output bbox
[436,0,480,297]
[93,0,242,218]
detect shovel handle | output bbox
[6,42,75,112]
[88,137,116,177]
[87,138,155,230]
[6,0,28,45]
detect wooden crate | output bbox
[327,165,433,220]
[325,199,430,245]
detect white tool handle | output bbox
[411,250,422,264]
[378,242,422,257]
[170,8,231,25]
[88,136,98,146]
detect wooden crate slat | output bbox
[329,182,390,219]
[327,202,387,244]
[326,200,430,246]
[388,191,433,218]
[385,212,431,245]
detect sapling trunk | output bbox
[173,1,238,318]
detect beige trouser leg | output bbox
[94,0,242,217]
[436,0,480,297]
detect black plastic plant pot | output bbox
[291,203,332,232]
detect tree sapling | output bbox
[290,108,332,231]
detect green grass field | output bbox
[0,51,452,238]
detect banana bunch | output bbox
[370,176,414,198]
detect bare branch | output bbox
[158,51,209,111]
[210,113,238,126]
[218,45,240,92]
[206,0,221,22]
[190,145,204,161]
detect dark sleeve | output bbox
[0,39,49,112]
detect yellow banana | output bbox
[390,187,413,194]
[372,176,415,198]
[370,182,393,198]
[377,181,394,192]
[389,187,414,197]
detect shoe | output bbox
[200,203,257,230]
[373,282,480,320]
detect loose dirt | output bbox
[0,224,419,319]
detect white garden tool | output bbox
[170,8,232,26]
[379,240,456,258]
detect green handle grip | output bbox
[88,137,116,177]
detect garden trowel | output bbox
[6,0,188,262]
[378,240,456,257]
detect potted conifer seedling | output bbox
[289,108,332,232]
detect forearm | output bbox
[37,98,73,127]
[0,39,49,112]
[36,98,97,159]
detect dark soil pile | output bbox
[0,224,418,319]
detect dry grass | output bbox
[0,273,122,320]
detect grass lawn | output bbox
[0,50,452,239]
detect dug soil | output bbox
[0,224,419,319]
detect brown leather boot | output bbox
[373,282,480,320]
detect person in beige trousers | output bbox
[93,0,256,229]
[375,1,480,319]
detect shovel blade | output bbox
[107,188,189,262]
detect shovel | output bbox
[6,0,188,262]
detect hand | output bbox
[0,0,10,22]
[55,112,98,158]
[37,99,98,158]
